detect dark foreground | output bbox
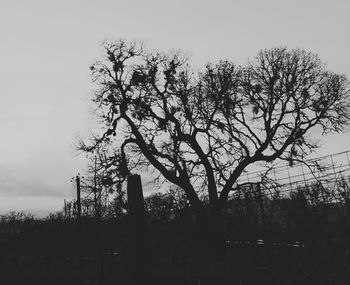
[1,241,349,285]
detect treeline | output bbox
[1,178,350,258]
[1,179,350,284]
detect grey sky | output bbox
[1,0,349,216]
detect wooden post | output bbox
[76,175,82,285]
[124,174,151,284]
[127,174,146,221]
[256,182,271,264]
[76,176,82,220]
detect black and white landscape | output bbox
[1,1,350,284]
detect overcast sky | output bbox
[1,0,349,216]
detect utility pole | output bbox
[76,175,82,285]
[76,175,82,220]
[93,156,104,284]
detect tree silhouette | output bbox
[79,39,350,243]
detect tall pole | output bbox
[76,175,82,220]
[76,175,82,284]
[93,157,104,284]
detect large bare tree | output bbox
[79,40,350,233]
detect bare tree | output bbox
[79,39,350,242]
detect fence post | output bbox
[124,174,151,284]
[256,182,271,264]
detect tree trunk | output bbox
[194,202,226,261]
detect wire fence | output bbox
[230,150,350,201]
